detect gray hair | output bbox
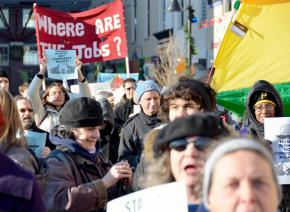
[203,138,282,209]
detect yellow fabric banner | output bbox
[211,1,290,92]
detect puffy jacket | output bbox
[118,110,161,170]
[28,75,91,133]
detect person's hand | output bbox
[40,147,51,158]
[101,161,132,189]
[39,57,48,75]
[76,58,85,82]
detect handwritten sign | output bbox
[107,181,188,212]
[25,130,47,158]
[265,117,290,184]
[45,49,77,80]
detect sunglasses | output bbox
[169,137,213,152]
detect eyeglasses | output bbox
[254,104,275,112]
[49,91,65,97]
[169,137,213,152]
[19,108,33,113]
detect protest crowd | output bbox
[0,56,289,211]
[0,1,290,212]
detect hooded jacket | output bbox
[245,80,283,139]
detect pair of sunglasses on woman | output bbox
[169,137,213,152]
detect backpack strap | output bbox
[37,112,48,127]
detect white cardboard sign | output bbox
[107,181,188,212]
[265,117,290,184]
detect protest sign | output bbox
[24,130,47,158]
[265,117,290,184]
[34,0,128,63]
[107,181,188,212]
[45,49,77,80]
[97,73,139,82]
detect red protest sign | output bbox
[34,0,128,63]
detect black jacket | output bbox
[118,110,161,170]
[114,95,135,129]
[245,80,283,139]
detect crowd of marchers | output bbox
[0,58,289,212]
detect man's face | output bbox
[139,91,160,116]
[16,99,34,130]
[168,98,203,122]
[124,82,136,100]
[0,77,9,91]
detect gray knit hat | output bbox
[203,138,281,209]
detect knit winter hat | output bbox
[203,138,281,209]
[59,97,103,128]
[0,69,9,80]
[135,80,160,102]
[153,113,229,158]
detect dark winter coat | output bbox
[244,80,283,139]
[0,152,46,212]
[98,98,120,164]
[114,95,135,129]
[44,136,121,212]
[118,110,161,170]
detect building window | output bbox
[133,0,137,42]
[0,9,9,29]
[23,45,38,65]
[201,0,207,20]
[0,45,9,66]
[22,9,34,28]
[146,0,150,37]
[181,0,184,26]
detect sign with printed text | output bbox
[25,130,46,158]
[45,49,77,80]
[265,117,290,184]
[107,181,188,212]
[34,0,128,63]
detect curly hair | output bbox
[160,79,216,122]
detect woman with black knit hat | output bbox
[242,80,284,139]
[44,97,132,211]
[137,113,231,212]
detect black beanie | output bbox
[59,97,103,128]
[153,113,229,157]
[0,68,9,80]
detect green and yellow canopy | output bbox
[211,0,290,117]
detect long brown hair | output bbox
[0,90,26,148]
[41,82,70,106]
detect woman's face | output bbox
[73,126,101,150]
[169,136,206,187]
[208,150,280,212]
[254,103,276,124]
[46,86,66,108]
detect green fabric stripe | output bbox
[217,82,290,117]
